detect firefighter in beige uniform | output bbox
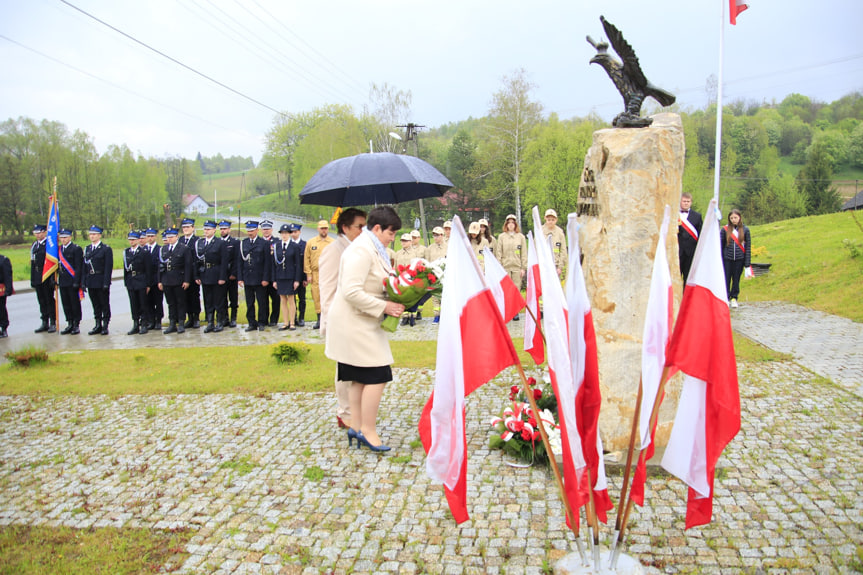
[542,208,567,277]
[409,230,426,259]
[303,220,335,329]
[393,234,414,270]
[425,226,448,323]
[497,214,528,320]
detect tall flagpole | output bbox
[713,0,726,205]
[52,177,60,334]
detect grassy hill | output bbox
[744,210,863,321]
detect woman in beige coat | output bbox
[325,206,405,452]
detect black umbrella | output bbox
[299,152,453,206]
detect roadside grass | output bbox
[744,210,863,322]
[0,524,192,574]
[733,333,793,363]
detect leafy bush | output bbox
[270,342,311,365]
[4,346,49,367]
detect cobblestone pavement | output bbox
[1,354,861,574]
[731,301,863,398]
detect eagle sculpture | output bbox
[587,16,676,128]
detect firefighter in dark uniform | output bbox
[197,220,228,333]
[84,225,113,335]
[237,220,272,331]
[142,228,164,329]
[218,220,239,327]
[290,224,308,326]
[179,218,201,328]
[158,227,192,334]
[123,230,153,335]
[31,223,57,333]
[0,251,13,339]
[260,220,280,326]
[58,228,84,335]
[272,223,303,330]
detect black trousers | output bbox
[88,287,111,322]
[147,284,163,323]
[59,286,82,323]
[185,280,201,319]
[225,278,238,312]
[127,287,148,323]
[163,284,187,323]
[35,281,55,322]
[0,296,8,328]
[295,284,306,321]
[202,283,228,324]
[723,258,745,300]
[244,284,268,327]
[267,284,279,323]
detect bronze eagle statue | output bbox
[587,16,676,128]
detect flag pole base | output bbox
[555,549,644,574]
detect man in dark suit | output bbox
[123,230,153,335]
[237,220,272,331]
[58,228,84,335]
[260,220,280,326]
[179,218,201,328]
[142,228,164,329]
[197,220,228,333]
[290,224,308,326]
[0,251,13,338]
[83,225,113,335]
[158,228,192,334]
[678,192,703,284]
[218,220,239,327]
[30,223,56,333]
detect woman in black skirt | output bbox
[324,206,405,452]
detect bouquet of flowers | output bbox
[489,376,560,466]
[381,258,443,332]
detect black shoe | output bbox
[0,327,7,338]
[212,323,223,332]
[409,315,416,327]
[204,323,215,333]
[313,320,320,330]
[257,325,265,331]
[400,316,409,326]
[60,323,73,335]
[245,324,257,332]
[100,323,109,335]
[278,325,289,331]
[139,324,148,335]
[416,311,422,321]
[296,319,305,327]
[176,324,185,334]
[268,321,278,327]
[183,318,194,328]
[513,314,520,321]
[229,320,237,328]
[127,325,139,335]
[87,322,102,336]
[70,323,80,335]
[163,323,177,334]
[34,322,49,333]
[191,320,200,329]
[47,322,57,334]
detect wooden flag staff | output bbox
[611,377,643,551]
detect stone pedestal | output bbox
[555,549,644,574]
[576,113,685,456]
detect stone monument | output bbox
[576,112,685,457]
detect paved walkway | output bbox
[731,301,863,398]
[0,305,861,574]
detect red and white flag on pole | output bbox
[482,247,525,323]
[562,212,612,522]
[661,199,741,529]
[524,231,544,365]
[630,206,675,507]
[730,0,749,25]
[419,216,520,524]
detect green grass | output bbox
[0,340,441,396]
[0,525,192,574]
[744,210,863,321]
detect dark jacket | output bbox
[237,236,272,286]
[720,225,751,267]
[197,237,228,285]
[83,243,114,289]
[158,243,192,287]
[678,209,703,259]
[221,234,238,279]
[124,246,153,291]
[30,240,48,287]
[0,254,13,296]
[271,240,303,283]
[178,235,200,281]
[58,242,84,288]
[144,243,161,286]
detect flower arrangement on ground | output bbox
[381,258,443,332]
[489,375,560,466]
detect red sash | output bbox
[724,226,745,252]
[679,216,698,241]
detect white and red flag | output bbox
[661,199,741,529]
[561,212,612,522]
[419,216,520,524]
[523,231,544,365]
[482,247,525,323]
[630,206,675,506]
[730,0,749,25]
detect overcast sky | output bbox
[2,0,862,164]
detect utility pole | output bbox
[397,123,428,243]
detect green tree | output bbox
[796,142,841,214]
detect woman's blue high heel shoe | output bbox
[347,428,358,447]
[355,431,391,453]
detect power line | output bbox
[58,0,287,118]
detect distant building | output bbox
[841,190,863,211]
[183,194,211,215]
